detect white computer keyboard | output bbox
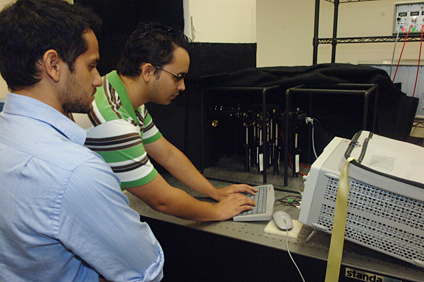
[233,184,275,221]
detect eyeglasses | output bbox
[155,65,186,82]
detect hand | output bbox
[216,184,258,202]
[214,192,257,221]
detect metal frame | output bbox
[200,85,281,184]
[313,0,424,64]
[284,83,379,186]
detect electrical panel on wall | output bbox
[394,1,424,34]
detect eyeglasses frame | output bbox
[155,65,186,82]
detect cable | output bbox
[390,29,400,79]
[276,195,302,207]
[311,123,318,159]
[278,128,311,173]
[300,163,310,169]
[393,25,412,82]
[283,222,306,282]
[414,118,424,128]
[306,117,322,160]
[412,25,424,98]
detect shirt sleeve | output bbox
[141,109,162,145]
[85,119,158,188]
[56,154,164,282]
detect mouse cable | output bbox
[284,225,306,282]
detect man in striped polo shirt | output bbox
[72,22,257,221]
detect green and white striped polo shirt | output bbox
[72,71,162,189]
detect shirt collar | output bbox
[106,71,140,123]
[3,93,87,145]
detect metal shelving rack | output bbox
[313,0,424,64]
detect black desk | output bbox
[125,178,424,282]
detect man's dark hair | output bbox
[117,22,190,77]
[0,0,102,92]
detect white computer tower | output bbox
[298,130,424,267]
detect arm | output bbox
[60,158,164,281]
[126,172,255,222]
[144,136,257,202]
[84,120,255,221]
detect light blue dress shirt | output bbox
[0,93,164,282]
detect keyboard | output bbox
[233,184,275,221]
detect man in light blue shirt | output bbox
[0,0,164,281]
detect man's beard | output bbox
[62,100,93,114]
[60,74,94,114]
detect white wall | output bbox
[257,0,424,67]
[257,0,315,66]
[183,1,422,67]
[184,0,256,43]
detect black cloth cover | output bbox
[193,63,417,141]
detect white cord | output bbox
[311,124,318,159]
[390,29,400,79]
[285,225,306,282]
[306,117,318,160]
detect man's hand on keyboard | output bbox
[216,184,258,201]
[214,192,257,221]
[232,185,275,221]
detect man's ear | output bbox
[42,49,61,82]
[141,63,156,82]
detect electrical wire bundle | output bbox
[276,195,302,208]
[391,24,424,98]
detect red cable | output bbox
[278,128,285,142]
[300,163,311,169]
[279,128,311,171]
[413,25,424,97]
[288,152,293,168]
[393,25,412,82]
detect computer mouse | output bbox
[272,210,293,231]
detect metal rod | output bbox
[284,89,290,187]
[331,0,340,63]
[200,89,205,173]
[313,0,320,65]
[262,88,267,183]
